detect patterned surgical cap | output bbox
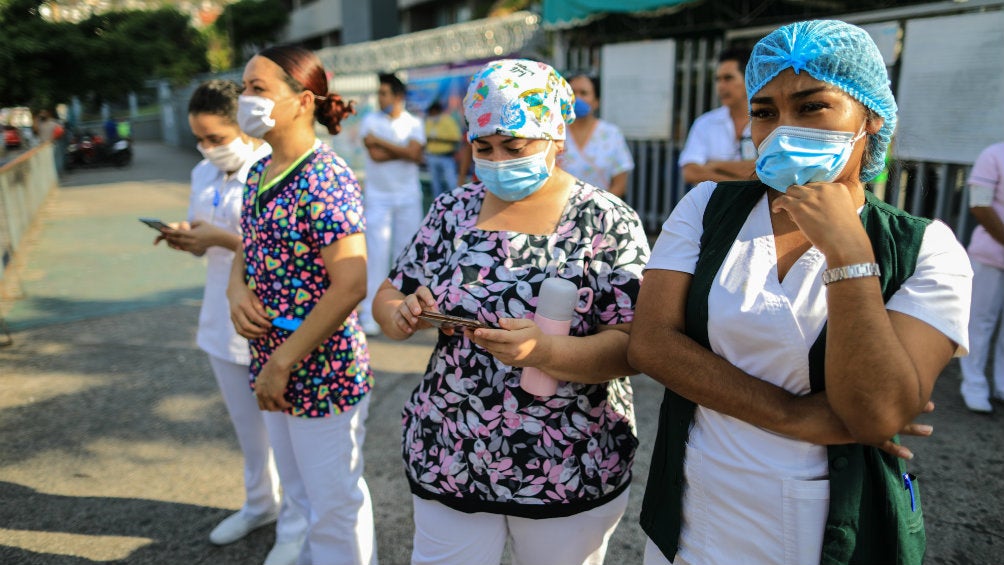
[746,20,897,181]
[463,59,575,142]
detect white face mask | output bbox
[198,136,255,173]
[237,95,276,138]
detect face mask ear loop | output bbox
[544,140,556,175]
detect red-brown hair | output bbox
[258,44,355,135]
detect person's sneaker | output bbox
[263,536,305,565]
[963,395,993,414]
[361,318,381,337]
[209,510,277,545]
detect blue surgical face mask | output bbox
[573,98,592,118]
[755,125,866,192]
[474,141,554,202]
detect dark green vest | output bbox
[639,181,930,565]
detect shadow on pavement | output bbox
[0,481,274,565]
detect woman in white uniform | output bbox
[157,79,306,565]
[629,20,973,565]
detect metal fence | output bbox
[0,143,58,282]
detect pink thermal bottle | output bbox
[520,277,587,396]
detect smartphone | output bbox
[139,217,172,232]
[417,310,488,329]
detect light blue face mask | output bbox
[755,125,866,192]
[474,142,554,201]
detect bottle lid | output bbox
[535,277,578,321]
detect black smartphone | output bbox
[417,310,488,329]
[139,217,172,232]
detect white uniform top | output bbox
[647,181,971,564]
[558,119,634,190]
[188,142,272,365]
[359,109,426,195]
[677,105,754,167]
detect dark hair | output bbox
[566,73,600,100]
[188,79,241,123]
[426,100,443,114]
[719,47,752,75]
[378,72,407,97]
[258,44,356,135]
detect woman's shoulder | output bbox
[596,119,627,139]
[570,181,641,222]
[312,143,358,177]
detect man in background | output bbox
[678,47,756,185]
[358,73,426,336]
[424,101,463,198]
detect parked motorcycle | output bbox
[65,131,132,169]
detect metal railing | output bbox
[0,143,59,282]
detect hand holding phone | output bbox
[139,217,173,232]
[417,310,488,330]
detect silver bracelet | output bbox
[822,262,881,285]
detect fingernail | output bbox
[917,424,933,434]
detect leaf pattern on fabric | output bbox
[389,181,650,511]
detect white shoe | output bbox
[263,537,304,565]
[209,510,277,545]
[361,318,381,336]
[963,395,993,414]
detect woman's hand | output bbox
[391,286,444,336]
[162,220,220,256]
[152,221,188,249]
[467,317,549,368]
[770,182,873,263]
[878,401,935,460]
[227,278,270,339]
[254,358,293,412]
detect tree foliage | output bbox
[0,0,208,109]
[214,0,289,68]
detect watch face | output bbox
[417,310,487,329]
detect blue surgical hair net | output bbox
[745,20,897,181]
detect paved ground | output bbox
[0,141,1001,564]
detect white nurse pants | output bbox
[410,488,629,565]
[208,355,306,541]
[959,260,1004,402]
[361,189,424,325]
[262,395,376,565]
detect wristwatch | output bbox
[822,262,881,285]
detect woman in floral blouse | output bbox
[372,59,650,565]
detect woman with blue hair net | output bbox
[629,20,972,565]
[370,59,650,564]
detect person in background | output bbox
[372,58,649,565]
[559,73,634,198]
[116,117,132,141]
[959,140,1004,413]
[630,20,972,565]
[677,47,756,185]
[423,100,463,198]
[104,115,118,143]
[156,79,306,565]
[357,72,426,336]
[33,109,63,144]
[228,45,376,565]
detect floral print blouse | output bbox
[389,181,650,518]
[241,142,373,418]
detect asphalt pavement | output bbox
[0,141,1001,564]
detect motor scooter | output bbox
[65,131,132,169]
